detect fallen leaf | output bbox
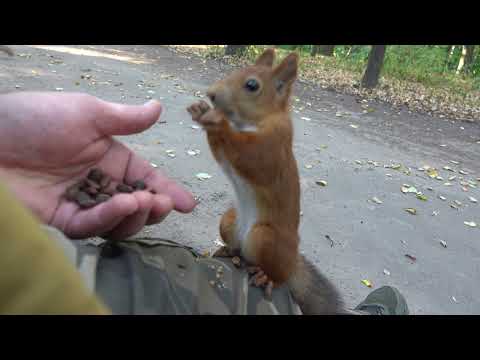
[440,240,447,248]
[316,180,328,187]
[401,185,418,194]
[444,182,453,186]
[438,195,447,201]
[469,196,478,203]
[405,208,417,215]
[383,269,391,276]
[448,176,457,181]
[452,296,458,303]
[405,254,417,262]
[55,87,64,91]
[150,163,158,168]
[416,194,428,201]
[371,197,383,204]
[349,124,359,129]
[361,279,372,288]
[196,173,212,180]
[464,221,477,227]
[459,170,469,175]
[301,116,311,121]
[426,168,439,178]
[191,125,201,130]
[443,166,455,172]
[305,164,313,169]
[450,160,460,165]
[432,211,439,216]
[187,150,197,156]
[454,200,462,206]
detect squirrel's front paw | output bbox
[187,101,222,129]
[187,100,211,122]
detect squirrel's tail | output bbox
[0,46,14,56]
[287,254,345,315]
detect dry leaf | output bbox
[416,194,428,201]
[405,208,417,215]
[196,173,212,180]
[316,180,328,187]
[371,197,383,204]
[405,254,417,262]
[464,221,477,227]
[361,280,372,288]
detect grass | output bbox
[276,45,479,96]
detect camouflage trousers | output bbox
[44,226,304,315]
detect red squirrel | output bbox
[187,48,343,315]
[0,46,14,56]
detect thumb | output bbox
[94,99,163,136]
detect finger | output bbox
[146,193,174,225]
[94,99,163,136]
[104,191,155,241]
[64,193,139,239]
[125,153,197,213]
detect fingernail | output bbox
[145,99,161,107]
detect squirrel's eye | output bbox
[245,79,259,92]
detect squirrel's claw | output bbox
[247,266,275,300]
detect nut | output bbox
[75,191,96,208]
[85,186,99,196]
[95,193,111,204]
[132,179,147,190]
[116,184,133,193]
[87,168,104,183]
[85,178,101,189]
[99,174,111,189]
[65,183,81,201]
[231,256,241,267]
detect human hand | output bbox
[0,92,196,240]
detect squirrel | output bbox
[0,45,14,56]
[187,48,344,315]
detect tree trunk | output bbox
[465,45,475,69]
[317,45,335,56]
[456,45,468,74]
[225,45,247,56]
[456,45,476,74]
[361,45,387,89]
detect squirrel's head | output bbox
[206,48,298,131]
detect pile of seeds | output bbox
[64,168,154,209]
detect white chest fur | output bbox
[218,154,258,253]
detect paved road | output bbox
[1,45,479,314]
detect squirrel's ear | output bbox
[272,53,299,93]
[255,48,276,67]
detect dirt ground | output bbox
[1,45,479,314]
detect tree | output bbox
[361,45,387,89]
[311,45,335,57]
[225,45,247,56]
[456,45,475,74]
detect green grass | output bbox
[275,45,479,95]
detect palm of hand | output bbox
[0,92,196,239]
